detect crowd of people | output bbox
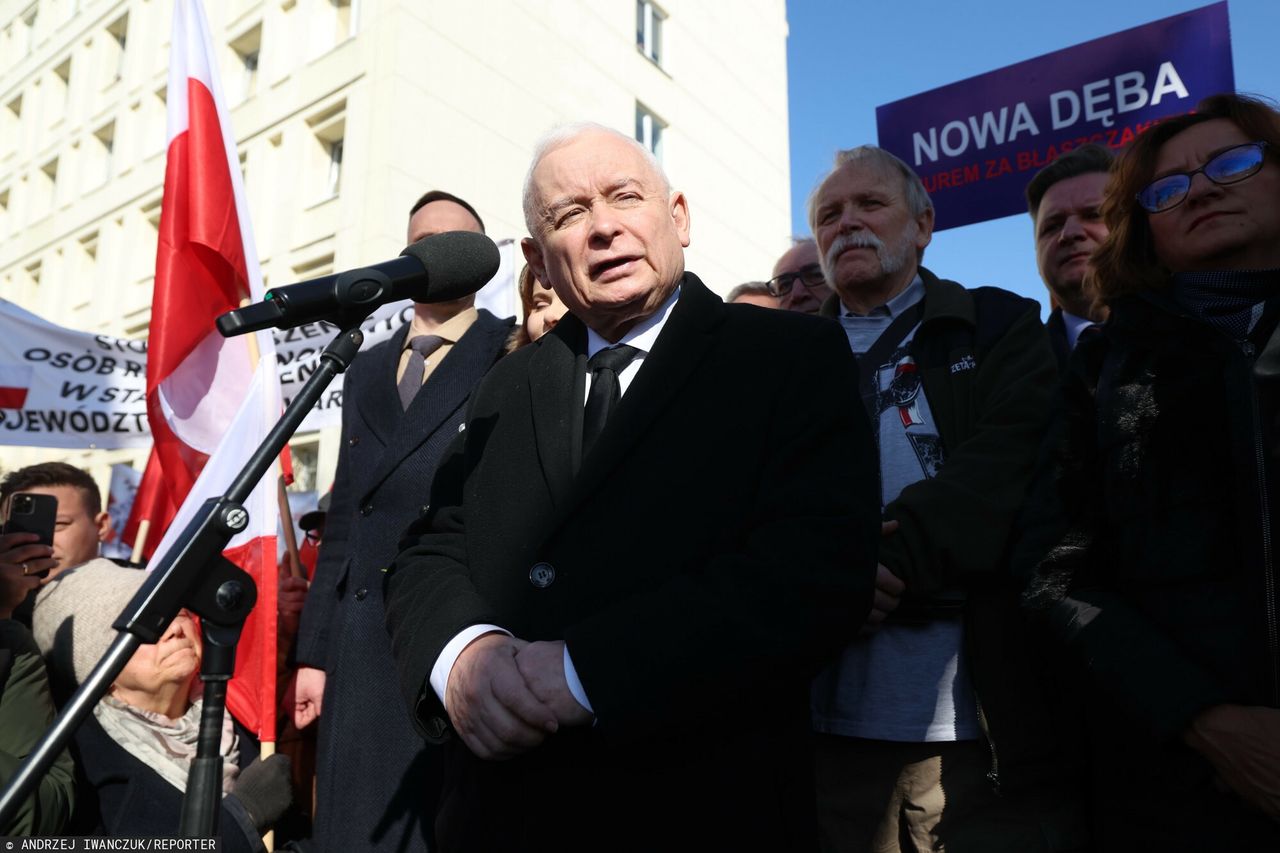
[1,91,1277,852]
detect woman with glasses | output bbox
[1015,93,1280,851]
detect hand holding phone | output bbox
[2,492,59,580]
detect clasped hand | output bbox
[445,634,592,760]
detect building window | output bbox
[293,254,335,279]
[230,24,261,102]
[636,0,665,66]
[106,14,128,82]
[333,0,358,42]
[20,6,37,57]
[75,230,99,283]
[635,102,666,161]
[37,157,58,216]
[3,95,21,157]
[307,102,346,201]
[93,121,115,186]
[148,86,167,154]
[325,139,343,196]
[0,187,9,238]
[141,196,162,232]
[79,230,99,260]
[51,59,72,118]
[123,311,150,339]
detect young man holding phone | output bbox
[1,462,112,598]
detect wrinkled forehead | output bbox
[818,159,907,204]
[532,132,661,203]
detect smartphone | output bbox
[3,493,58,572]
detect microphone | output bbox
[216,230,500,337]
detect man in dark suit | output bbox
[293,191,513,852]
[1025,144,1113,371]
[384,124,881,852]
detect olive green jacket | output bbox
[0,619,75,835]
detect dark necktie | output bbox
[1075,323,1102,348]
[582,344,641,457]
[397,334,444,410]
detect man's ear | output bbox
[915,205,935,255]
[521,237,547,283]
[95,511,112,544]
[669,191,691,248]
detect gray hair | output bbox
[522,122,671,235]
[806,146,933,234]
[725,281,773,303]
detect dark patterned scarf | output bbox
[1171,268,1280,341]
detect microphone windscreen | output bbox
[400,231,501,301]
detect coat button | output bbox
[354,587,368,601]
[360,503,373,516]
[529,562,556,589]
[419,504,430,516]
[349,436,360,446]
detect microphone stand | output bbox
[0,323,365,837]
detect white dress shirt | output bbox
[1061,309,1096,351]
[429,286,682,715]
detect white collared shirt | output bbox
[1061,309,1096,351]
[430,286,682,716]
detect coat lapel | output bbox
[361,311,508,500]
[529,317,587,510]
[556,274,722,521]
[355,323,409,448]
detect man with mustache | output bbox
[1025,144,1113,372]
[809,147,1080,851]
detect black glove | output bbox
[229,753,293,832]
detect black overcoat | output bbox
[386,275,880,852]
[296,309,512,853]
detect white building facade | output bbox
[0,0,793,504]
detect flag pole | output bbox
[276,477,304,580]
[239,301,281,853]
[130,519,151,564]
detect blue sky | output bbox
[785,0,1280,313]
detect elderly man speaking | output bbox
[384,124,880,851]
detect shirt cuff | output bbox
[563,645,594,714]
[431,624,510,710]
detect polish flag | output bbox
[0,365,31,410]
[139,0,282,743]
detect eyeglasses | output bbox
[765,263,826,297]
[1136,141,1270,213]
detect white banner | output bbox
[0,241,519,446]
[0,298,150,449]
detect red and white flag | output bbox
[138,0,282,744]
[0,364,32,410]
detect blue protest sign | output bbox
[875,2,1234,230]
